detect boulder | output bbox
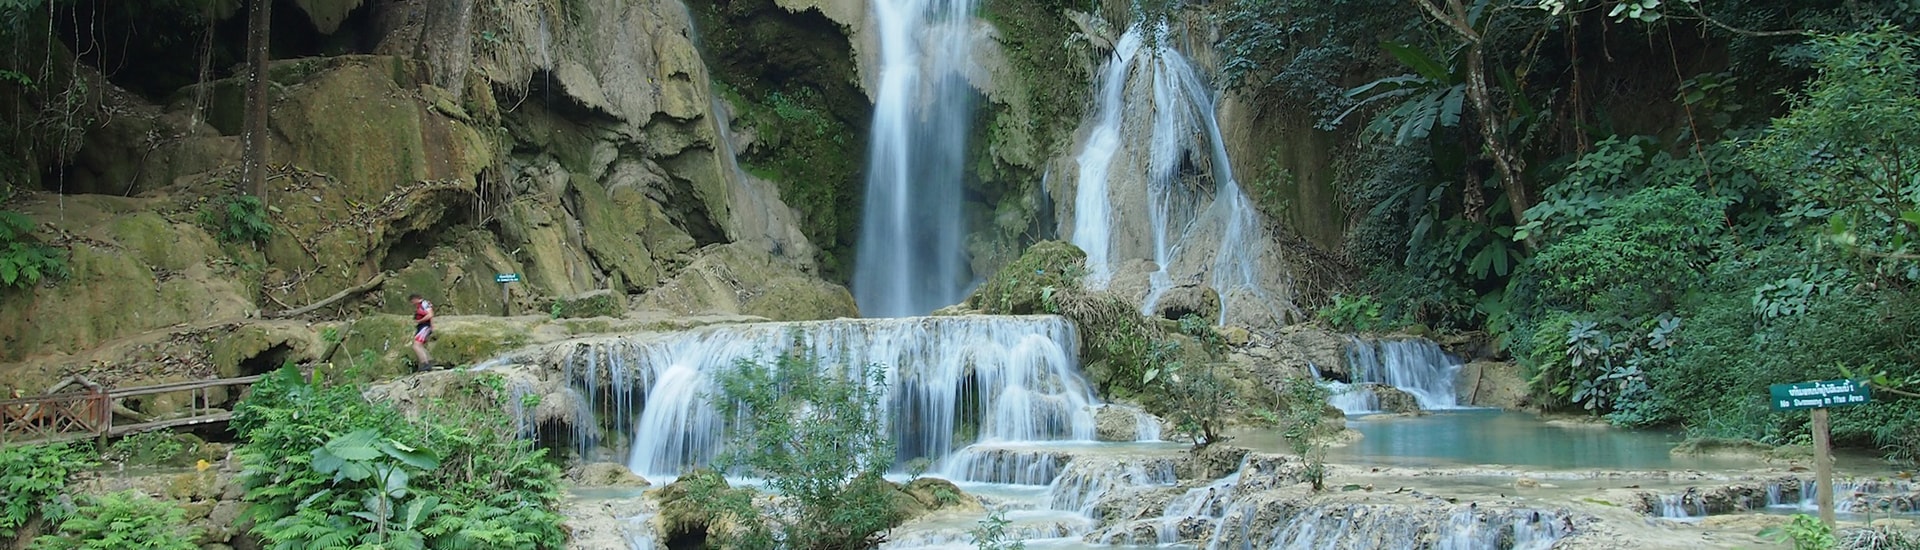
[1183,445,1251,481]
[896,477,984,521]
[1363,383,1421,414]
[569,462,650,488]
[1094,405,1162,442]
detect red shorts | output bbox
[414,325,432,344]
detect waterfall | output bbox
[1069,28,1143,288]
[553,316,1098,480]
[1064,22,1293,327]
[1656,493,1706,521]
[853,0,980,317]
[1345,338,1465,410]
[1046,457,1179,515]
[1325,381,1381,415]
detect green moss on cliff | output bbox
[980,0,1090,156]
[687,0,867,281]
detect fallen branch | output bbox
[270,274,386,318]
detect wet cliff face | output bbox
[0,0,851,394]
[686,0,870,281]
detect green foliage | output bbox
[1759,514,1837,550]
[1335,43,1467,146]
[27,491,196,550]
[1218,0,1419,121]
[0,442,95,539]
[968,241,1087,315]
[233,367,564,550]
[106,433,190,467]
[200,194,274,245]
[1280,380,1333,491]
[1160,360,1237,448]
[712,79,861,279]
[969,508,1026,550]
[0,210,67,290]
[694,350,901,550]
[1745,29,1920,283]
[1316,293,1383,332]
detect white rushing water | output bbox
[853,0,981,317]
[1344,338,1465,410]
[1065,22,1292,327]
[1069,28,1143,288]
[553,316,1100,479]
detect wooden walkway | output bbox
[0,375,263,445]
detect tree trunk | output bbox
[414,0,476,101]
[1411,0,1534,238]
[1464,45,1531,227]
[241,0,273,199]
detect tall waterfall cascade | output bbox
[1327,338,1467,414]
[853,0,982,317]
[550,316,1100,480]
[1064,23,1298,328]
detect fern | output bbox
[28,491,196,550]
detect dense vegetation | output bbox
[1219,0,1920,458]
[680,351,904,550]
[232,367,565,549]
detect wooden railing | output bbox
[0,375,264,445]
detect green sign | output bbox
[495,273,521,283]
[1769,379,1871,412]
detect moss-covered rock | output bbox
[568,462,651,488]
[0,197,253,362]
[552,290,625,319]
[649,469,744,544]
[965,240,1086,314]
[636,243,857,321]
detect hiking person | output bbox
[409,293,436,371]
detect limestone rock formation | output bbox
[569,462,651,488]
[1093,404,1164,442]
[0,0,856,394]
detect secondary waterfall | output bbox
[552,316,1099,479]
[1065,22,1294,327]
[852,0,980,317]
[1344,338,1465,410]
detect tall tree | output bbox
[1408,0,1532,229]
[241,0,272,198]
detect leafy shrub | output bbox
[967,240,1087,315]
[200,194,273,244]
[1759,514,1836,550]
[1522,185,1724,315]
[106,433,190,467]
[1280,380,1334,491]
[28,491,196,550]
[233,367,564,550]
[1,442,96,539]
[1745,30,1920,283]
[1160,360,1237,448]
[690,351,902,550]
[969,508,1026,550]
[1317,293,1383,332]
[0,210,67,290]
